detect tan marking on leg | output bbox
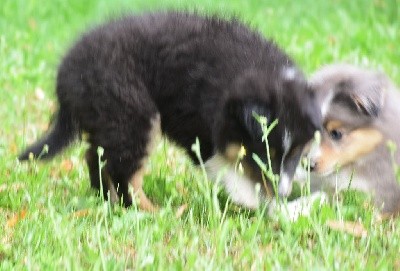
[129,167,158,212]
[129,114,161,212]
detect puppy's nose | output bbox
[301,157,317,171]
[309,160,317,172]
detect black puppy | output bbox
[19,12,320,210]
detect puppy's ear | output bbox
[334,73,387,117]
[226,98,271,139]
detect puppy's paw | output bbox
[268,191,328,221]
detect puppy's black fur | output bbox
[19,12,320,207]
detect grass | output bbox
[1,0,400,269]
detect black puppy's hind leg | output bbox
[106,114,161,212]
[86,146,119,203]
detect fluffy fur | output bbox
[19,12,320,209]
[302,64,400,215]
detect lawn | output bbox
[1,0,399,269]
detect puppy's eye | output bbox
[329,129,343,141]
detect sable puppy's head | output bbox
[215,67,321,197]
[307,64,389,175]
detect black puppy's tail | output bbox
[18,108,78,160]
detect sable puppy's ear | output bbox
[226,98,271,139]
[334,74,387,117]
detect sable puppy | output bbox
[305,64,400,215]
[19,12,320,210]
